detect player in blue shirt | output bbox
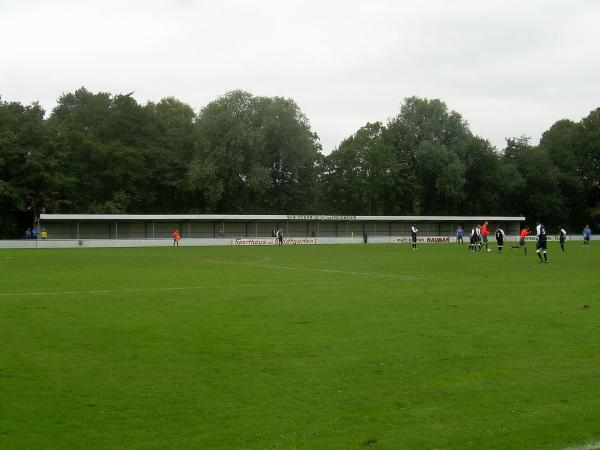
[583,225,592,247]
[456,225,464,244]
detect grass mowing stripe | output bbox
[120,253,421,280]
[0,281,338,298]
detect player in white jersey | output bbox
[558,227,567,252]
[469,226,477,252]
[411,225,418,250]
[535,221,548,263]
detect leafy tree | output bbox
[578,108,600,217]
[142,97,196,212]
[322,122,413,215]
[459,136,506,215]
[502,137,565,227]
[539,119,586,227]
[0,99,63,236]
[189,90,321,213]
[415,142,466,214]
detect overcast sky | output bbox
[2,0,599,153]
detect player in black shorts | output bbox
[535,221,548,263]
[495,227,505,253]
[558,227,567,252]
[411,224,418,250]
[469,226,477,252]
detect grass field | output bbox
[1,242,600,449]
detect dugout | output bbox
[38,214,525,240]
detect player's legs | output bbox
[542,240,548,262]
[536,240,544,262]
[520,239,527,256]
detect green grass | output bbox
[1,242,599,449]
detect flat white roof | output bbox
[40,214,525,222]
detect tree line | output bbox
[1,87,599,237]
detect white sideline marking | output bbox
[566,442,600,450]
[202,257,419,280]
[271,265,419,280]
[0,281,335,298]
[118,253,418,280]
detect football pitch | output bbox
[1,243,599,449]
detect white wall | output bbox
[0,235,593,249]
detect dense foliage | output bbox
[1,88,599,237]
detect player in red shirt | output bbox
[172,229,181,246]
[519,227,530,256]
[481,221,490,252]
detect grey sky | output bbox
[2,0,599,153]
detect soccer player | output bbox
[583,225,592,247]
[172,229,181,246]
[535,221,548,263]
[481,221,490,251]
[475,224,483,252]
[559,226,567,252]
[411,224,418,250]
[469,225,477,252]
[495,227,505,253]
[277,227,283,246]
[519,226,530,256]
[456,225,464,244]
